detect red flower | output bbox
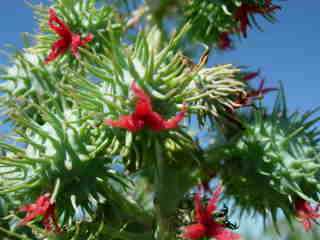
[19,193,61,233]
[181,186,240,240]
[218,32,232,50]
[295,198,320,231]
[235,79,277,108]
[105,82,187,132]
[45,8,93,63]
[234,0,281,37]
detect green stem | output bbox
[154,140,173,240]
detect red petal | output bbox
[45,39,69,64]
[134,99,153,118]
[71,34,82,58]
[131,82,154,118]
[194,192,207,225]
[80,33,94,45]
[144,111,166,131]
[212,228,241,240]
[131,82,151,104]
[20,212,39,225]
[302,219,312,231]
[42,217,52,231]
[19,203,36,212]
[263,0,281,13]
[240,17,249,38]
[48,8,72,39]
[243,71,260,81]
[260,87,278,95]
[105,115,144,132]
[71,33,93,58]
[36,194,51,204]
[242,79,276,103]
[181,224,207,240]
[218,32,232,50]
[163,105,187,130]
[258,79,266,92]
[207,184,223,214]
[234,6,250,37]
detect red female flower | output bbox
[234,0,281,37]
[242,71,260,82]
[45,8,93,63]
[235,79,277,108]
[19,193,61,233]
[181,186,240,240]
[105,82,187,132]
[217,32,232,50]
[295,198,320,231]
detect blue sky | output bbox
[0,1,318,114]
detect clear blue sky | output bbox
[0,1,319,113]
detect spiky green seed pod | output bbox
[206,87,320,224]
[0,105,134,228]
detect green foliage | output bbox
[206,86,320,225]
[0,52,65,124]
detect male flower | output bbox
[234,0,281,37]
[235,79,277,108]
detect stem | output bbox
[156,210,172,240]
[154,140,173,240]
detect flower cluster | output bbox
[234,0,281,38]
[235,78,277,108]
